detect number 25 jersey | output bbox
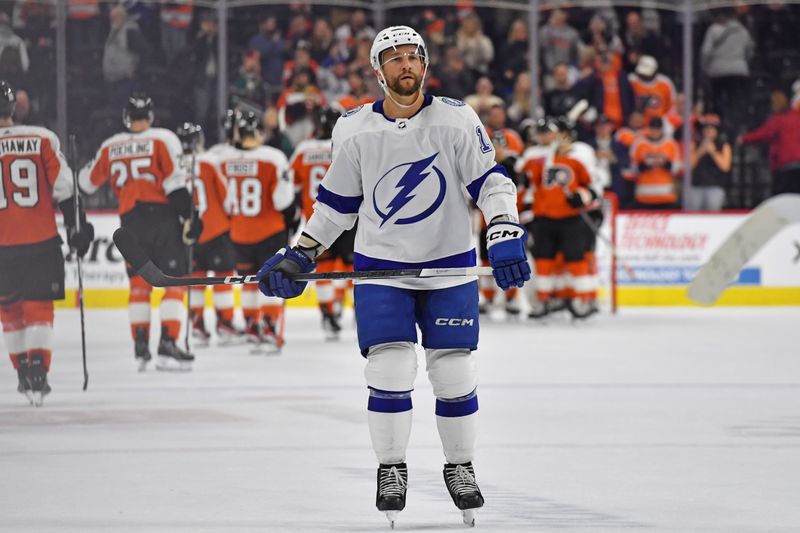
[0,125,73,246]
[79,127,186,215]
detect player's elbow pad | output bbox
[167,188,193,220]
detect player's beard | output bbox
[388,71,422,97]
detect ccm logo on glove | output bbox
[487,227,523,243]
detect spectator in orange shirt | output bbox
[628,55,676,128]
[629,117,681,209]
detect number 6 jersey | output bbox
[0,125,73,246]
[79,127,186,215]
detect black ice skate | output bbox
[376,463,408,529]
[27,352,51,408]
[528,298,549,319]
[321,309,342,341]
[249,317,281,355]
[216,318,245,346]
[443,462,484,527]
[505,294,522,317]
[15,353,33,404]
[156,335,194,372]
[190,313,211,347]
[567,298,599,320]
[134,327,151,372]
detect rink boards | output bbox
[55,212,800,308]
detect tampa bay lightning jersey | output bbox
[304,94,518,289]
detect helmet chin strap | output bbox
[379,63,428,110]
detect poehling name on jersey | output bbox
[109,141,154,160]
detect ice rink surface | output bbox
[1,306,799,533]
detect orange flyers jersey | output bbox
[79,127,186,215]
[183,151,230,245]
[0,125,73,246]
[514,145,551,223]
[288,138,332,222]
[217,145,294,245]
[628,74,676,122]
[520,154,591,219]
[630,137,681,204]
[486,127,524,156]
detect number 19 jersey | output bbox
[79,127,186,215]
[0,125,73,246]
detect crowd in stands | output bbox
[2,1,800,209]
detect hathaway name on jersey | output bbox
[304,95,518,289]
[0,137,41,156]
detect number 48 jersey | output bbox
[0,125,73,246]
[216,145,294,245]
[79,127,186,215]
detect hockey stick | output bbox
[687,193,800,305]
[69,135,89,391]
[184,146,198,353]
[113,227,494,287]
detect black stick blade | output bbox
[113,227,149,272]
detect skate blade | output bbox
[191,337,210,348]
[22,390,35,406]
[462,509,477,527]
[155,356,193,372]
[249,345,281,356]
[384,511,398,529]
[136,358,149,372]
[217,336,247,347]
[31,392,44,408]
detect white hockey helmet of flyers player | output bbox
[370,26,429,92]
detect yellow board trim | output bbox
[57,286,800,308]
[56,287,345,309]
[617,287,800,306]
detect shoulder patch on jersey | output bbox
[440,97,465,107]
[342,105,364,117]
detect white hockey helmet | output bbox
[370,25,429,72]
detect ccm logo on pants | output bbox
[435,318,475,326]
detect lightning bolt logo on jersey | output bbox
[373,153,446,227]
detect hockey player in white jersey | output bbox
[256,26,530,527]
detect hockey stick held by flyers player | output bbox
[112,227,497,287]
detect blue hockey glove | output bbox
[256,247,315,299]
[486,222,532,290]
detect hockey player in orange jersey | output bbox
[289,107,355,339]
[175,122,242,346]
[217,110,295,352]
[517,117,598,319]
[0,81,94,405]
[479,104,526,317]
[80,93,203,371]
